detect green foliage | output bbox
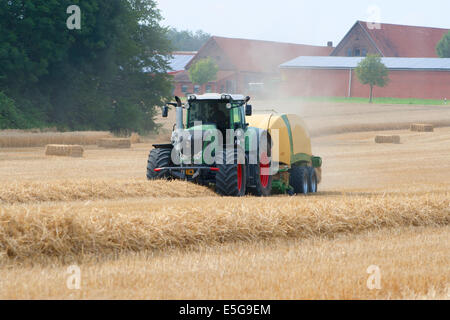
[0,92,24,129]
[436,31,450,58]
[0,0,172,133]
[167,28,210,51]
[355,55,389,103]
[188,58,218,86]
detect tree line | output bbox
[0,0,178,133]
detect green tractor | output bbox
[147,93,322,197]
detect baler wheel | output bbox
[289,166,309,195]
[307,167,318,193]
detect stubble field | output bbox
[0,102,449,299]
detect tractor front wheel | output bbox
[215,151,246,197]
[146,148,172,180]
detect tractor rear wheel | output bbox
[215,150,246,197]
[146,148,172,180]
[250,152,273,196]
[290,166,309,195]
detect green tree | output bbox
[355,54,389,103]
[167,28,210,51]
[188,58,218,87]
[0,92,25,129]
[0,0,172,133]
[437,31,450,58]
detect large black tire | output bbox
[307,167,318,193]
[215,150,246,197]
[289,166,309,195]
[250,133,272,197]
[249,156,272,197]
[146,148,172,180]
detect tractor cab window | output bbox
[187,100,244,132]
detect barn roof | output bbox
[280,56,450,71]
[189,36,334,73]
[168,52,196,74]
[334,21,449,57]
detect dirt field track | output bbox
[0,102,449,299]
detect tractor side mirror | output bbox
[162,106,169,118]
[245,105,252,116]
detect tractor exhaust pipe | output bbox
[175,96,183,130]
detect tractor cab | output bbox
[162,94,252,132]
[187,99,244,135]
[185,94,251,134]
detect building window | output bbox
[205,84,212,93]
[347,48,352,57]
[353,48,361,56]
[362,49,367,57]
[181,85,189,93]
[194,85,201,93]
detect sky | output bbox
[155,0,450,46]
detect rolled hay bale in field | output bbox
[45,144,84,157]
[375,135,401,144]
[410,123,434,132]
[97,138,131,149]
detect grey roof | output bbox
[169,54,196,72]
[280,56,450,71]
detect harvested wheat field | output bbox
[0,102,449,300]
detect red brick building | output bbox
[280,21,450,100]
[280,56,450,99]
[172,36,333,97]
